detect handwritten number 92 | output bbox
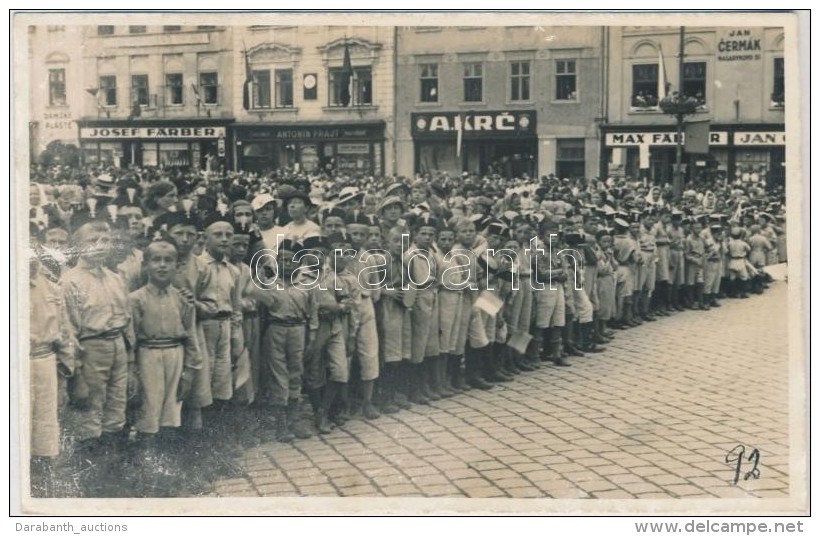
[725,445,761,485]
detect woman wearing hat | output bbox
[280,187,321,243]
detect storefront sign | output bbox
[717,28,763,62]
[605,131,729,146]
[80,126,226,139]
[411,111,536,138]
[733,131,785,145]
[238,123,384,141]
[337,143,370,155]
[44,110,75,131]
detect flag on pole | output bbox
[684,119,711,154]
[340,41,353,107]
[456,112,464,159]
[657,44,668,101]
[191,83,201,107]
[242,44,253,111]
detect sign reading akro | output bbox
[80,126,226,139]
[605,131,728,146]
[412,111,536,138]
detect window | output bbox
[682,62,706,105]
[48,68,66,106]
[275,69,294,108]
[97,25,114,36]
[163,26,181,32]
[165,73,183,105]
[197,25,216,31]
[463,62,483,102]
[131,74,149,106]
[328,67,372,106]
[420,63,438,103]
[252,70,271,108]
[510,61,531,101]
[554,60,577,101]
[631,63,659,108]
[199,72,218,104]
[556,138,586,179]
[99,75,117,106]
[129,26,147,34]
[772,57,784,107]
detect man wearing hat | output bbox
[280,186,321,242]
[251,193,286,254]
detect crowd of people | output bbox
[27,162,787,496]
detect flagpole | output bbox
[673,26,685,200]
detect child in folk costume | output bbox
[375,226,415,413]
[727,227,752,298]
[612,218,639,328]
[433,222,464,395]
[702,221,726,308]
[128,237,200,468]
[666,210,688,311]
[746,224,772,294]
[595,230,618,337]
[503,217,539,371]
[406,214,442,403]
[345,211,382,420]
[254,239,318,443]
[684,217,708,310]
[301,234,354,435]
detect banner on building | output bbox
[684,120,711,154]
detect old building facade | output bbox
[601,26,786,188]
[395,26,604,179]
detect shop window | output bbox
[199,72,218,105]
[97,25,114,36]
[159,142,190,167]
[165,73,183,105]
[252,70,271,108]
[556,138,586,179]
[142,143,158,167]
[632,63,659,108]
[129,26,147,34]
[131,74,149,107]
[99,75,117,106]
[275,69,294,108]
[555,59,577,101]
[510,61,531,101]
[48,68,66,106]
[328,67,372,107]
[463,62,483,102]
[420,63,438,103]
[772,57,784,108]
[682,62,706,105]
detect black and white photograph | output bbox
[11,9,808,517]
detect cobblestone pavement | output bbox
[210,283,790,500]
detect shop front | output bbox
[411,111,537,178]
[78,119,233,171]
[601,124,784,188]
[232,122,385,176]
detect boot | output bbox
[709,293,720,307]
[549,333,570,367]
[465,347,493,390]
[361,380,381,420]
[450,355,469,391]
[563,322,585,357]
[273,406,295,443]
[738,280,750,299]
[591,319,609,344]
[330,383,350,426]
[424,357,442,401]
[437,355,456,397]
[500,345,522,375]
[393,363,412,409]
[598,318,614,340]
[321,382,344,434]
[514,352,535,371]
[695,283,709,310]
[308,387,332,434]
[408,363,431,405]
[580,323,605,353]
[287,398,313,440]
[483,345,512,382]
[378,364,400,414]
[671,285,685,311]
